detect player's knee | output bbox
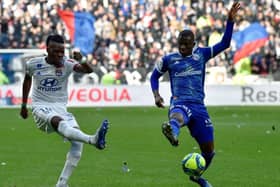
[57,120,73,137]
[170,112,184,125]
[51,116,64,131]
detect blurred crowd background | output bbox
[0,0,280,85]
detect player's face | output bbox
[178,33,195,57]
[47,41,65,66]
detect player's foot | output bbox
[92,119,109,150]
[189,176,213,187]
[161,122,178,146]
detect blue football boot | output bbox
[94,119,109,150]
[190,176,213,187]
[162,122,179,146]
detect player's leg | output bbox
[52,116,92,144]
[162,106,191,146]
[200,142,215,170]
[187,105,214,187]
[32,106,109,149]
[52,116,109,149]
[56,141,83,187]
[189,141,214,187]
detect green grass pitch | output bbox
[0,106,279,187]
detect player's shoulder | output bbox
[193,46,211,54]
[65,58,77,64]
[26,56,46,66]
[192,46,213,61]
[163,52,182,62]
[64,57,78,64]
[63,57,79,70]
[165,52,181,58]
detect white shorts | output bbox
[31,104,79,133]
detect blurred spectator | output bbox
[251,56,261,74]
[0,63,9,85]
[235,57,252,76]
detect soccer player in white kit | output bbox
[20,34,109,187]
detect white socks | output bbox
[57,120,92,144]
[56,141,83,187]
[55,121,98,186]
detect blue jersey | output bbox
[151,20,234,104]
[155,47,211,104]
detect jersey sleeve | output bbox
[25,59,34,76]
[155,56,168,74]
[197,20,234,63]
[198,47,213,63]
[212,20,234,57]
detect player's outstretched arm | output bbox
[211,2,241,57]
[20,74,32,119]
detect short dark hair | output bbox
[178,30,194,41]
[46,34,65,46]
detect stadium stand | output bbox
[0,0,279,85]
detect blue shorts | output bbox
[169,102,214,144]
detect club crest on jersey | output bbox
[55,69,63,76]
[192,54,200,61]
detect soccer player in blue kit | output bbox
[150,2,240,187]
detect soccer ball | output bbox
[181,153,206,176]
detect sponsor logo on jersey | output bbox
[175,66,202,77]
[40,78,58,87]
[38,78,62,91]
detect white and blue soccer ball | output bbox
[181,152,206,176]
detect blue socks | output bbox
[202,152,215,169]
[169,118,180,137]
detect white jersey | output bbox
[26,56,78,106]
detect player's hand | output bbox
[154,95,165,108]
[228,1,241,22]
[20,107,28,119]
[73,51,83,61]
